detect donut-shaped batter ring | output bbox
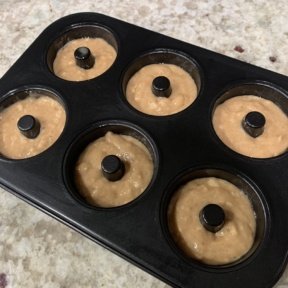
[75,131,153,208]
[168,177,256,265]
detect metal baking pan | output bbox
[1,12,288,288]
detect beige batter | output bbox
[53,38,117,81]
[0,93,66,159]
[168,177,256,265]
[75,131,153,208]
[126,63,197,116]
[213,95,288,158]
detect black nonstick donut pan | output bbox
[1,12,288,288]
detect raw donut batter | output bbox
[213,95,288,158]
[168,177,256,265]
[75,131,153,208]
[53,38,116,81]
[0,93,66,159]
[126,63,197,116]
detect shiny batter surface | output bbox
[53,38,116,81]
[75,131,153,208]
[126,63,197,116]
[168,177,256,265]
[213,95,288,158]
[0,94,66,159]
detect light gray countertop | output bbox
[1,0,288,287]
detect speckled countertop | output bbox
[1,1,288,287]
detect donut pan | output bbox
[1,12,288,288]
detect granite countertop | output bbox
[1,0,288,287]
